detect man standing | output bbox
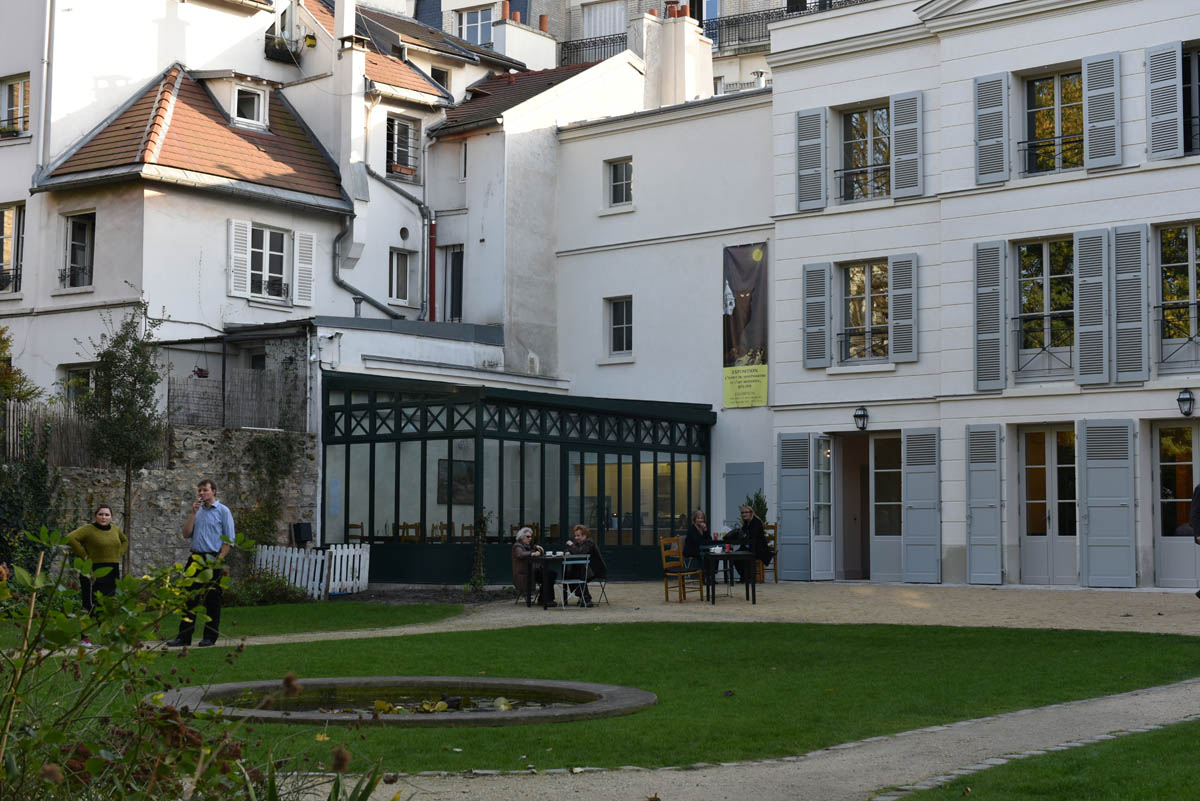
[167,479,235,647]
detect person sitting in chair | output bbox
[512,527,557,607]
[565,524,606,607]
[725,505,771,582]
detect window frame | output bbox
[62,211,95,289]
[233,85,268,128]
[1184,49,1200,156]
[430,67,450,92]
[386,115,420,181]
[62,365,94,406]
[606,158,633,207]
[249,223,289,300]
[838,102,890,203]
[1,75,30,134]
[0,204,23,293]
[457,7,493,45]
[1156,221,1200,371]
[1020,69,1084,176]
[838,258,890,362]
[607,296,633,357]
[1014,237,1075,379]
[388,248,410,305]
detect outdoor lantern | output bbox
[1179,389,1195,417]
[853,406,868,431]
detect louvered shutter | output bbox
[228,218,251,298]
[1077,419,1136,588]
[1112,224,1149,382]
[902,427,941,584]
[795,108,827,212]
[974,74,1009,184]
[974,241,1007,391]
[888,253,918,363]
[802,262,832,368]
[1146,42,1184,161]
[890,91,923,198]
[777,433,811,581]
[1074,229,1112,385]
[966,424,1003,584]
[293,231,315,307]
[1082,52,1122,169]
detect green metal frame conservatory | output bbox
[322,375,716,582]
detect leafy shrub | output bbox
[223,568,310,607]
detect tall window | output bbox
[582,0,624,38]
[250,225,287,298]
[842,259,888,360]
[1184,50,1200,155]
[0,205,23,293]
[1017,239,1074,359]
[872,436,902,537]
[389,249,409,303]
[840,104,889,201]
[608,158,632,206]
[386,116,418,180]
[608,296,632,354]
[62,212,95,288]
[1023,71,1083,174]
[1,76,30,133]
[457,7,492,45]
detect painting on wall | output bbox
[437,458,475,505]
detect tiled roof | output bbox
[436,63,595,135]
[358,7,524,70]
[51,66,344,201]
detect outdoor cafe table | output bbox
[699,549,758,605]
[526,551,567,609]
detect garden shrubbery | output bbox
[223,567,311,607]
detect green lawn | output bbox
[171,622,1200,774]
[912,718,1200,800]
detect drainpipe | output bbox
[428,217,437,322]
[333,214,403,318]
[35,0,54,171]
[364,164,432,321]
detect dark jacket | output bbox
[725,517,771,565]
[1191,484,1200,543]
[683,522,715,559]
[566,537,607,580]
[511,541,540,592]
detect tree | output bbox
[76,304,166,570]
[0,325,41,402]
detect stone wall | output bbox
[57,425,319,576]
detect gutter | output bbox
[364,164,431,322]
[429,116,503,139]
[333,214,403,319]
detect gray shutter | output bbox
[293,231,315,307]
[966,424,1003,584]
[888,253,918,363]
[228,218,251,298]
[890,91,923,198]
[802,262,832,368]
[1112,224,1149,382]
[1082,52,1122,169]
[974,241,1007,391]
[1074,228,1112,385]
[1077,419,1136,588]
[795,108,827,212]
[902,427,941,584]
[1146,42,1184,161]
[974,73,1009,184]
[777,434,811,581]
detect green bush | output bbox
[223,568,311,607]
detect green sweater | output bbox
[66,523,128,564]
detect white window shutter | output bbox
[802,262,831,368]
[1074,229,1112,385]
[293,231,315,307]
[888,252,918,362]
[1112,224,1149,383]
[1083,52,1122,169]
[889,92,923,198]
[974,74,1009,184]
[1146,42,1184,160]
[228,218,251,298]
[974,241,1006,391]
[795,108,826,212]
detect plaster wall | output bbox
[316,324,506,375]
[493,20,558,71]
[769,0,921,54]
[0,1,42,194]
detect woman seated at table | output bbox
[725,505,772,582]
[565,524,606,607]
[682,509,716,569]
[512,527,557,607]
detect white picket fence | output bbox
[254,544,370,600]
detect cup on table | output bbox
[725,544,731,553]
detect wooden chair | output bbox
[347,523,364,543]
[396,522,420,543]
[431,522,454,543]
[757,524,779,583]
[456,523,475,544]
[659,536,703,602]
[509,522,540,542]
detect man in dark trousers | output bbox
[1190,483,1200,599]
[167,478,235,647]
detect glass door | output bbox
[869,434,902,582]
[1019,427,1077,584]
[1155,424,1200,586]
[565,447,645,573]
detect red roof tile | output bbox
[437,63,595,135]
[52,67,344,201]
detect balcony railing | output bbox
[704,8,785,52]
[835,163,890,202]
[559,33,628,66]
[387,127,423,184]
[264,33,303,64]
[1018,134,1084,176]
[0,267,20,294]
[58,265,91,289]
[836,328,889,362]
[1158,302,1200,368]
[1013,312,1074,375]
[251,277,290,301]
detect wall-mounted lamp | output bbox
[853,406,869,431]
[1179,389,1195,417]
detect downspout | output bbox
[363,164,432,320]
[35,0,54,171]
[333,214,403,318]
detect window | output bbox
[234,86,267,126]
[63,366,92,406]
[1184,50,1200,155]
[608,296,632,355]
[250,352,267,370]
[459,141,468,180]
[386,116,419,180]
[1158,223,1200,368]
[839,104,890,201]
[1022,71,1083,174]
[250,225,288,298]
[608,158,632,206]
[389,249,409,303]
[1016,239,1074,374]
[457,7,492,45]
[582,0,624,38]
[430,68,450,91]
[448,247,463,321]
[1,76,30,133]
[841,259,888,360]
[62,212,95,288]
[0,205,23,293]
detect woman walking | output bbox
[66,504,128,646]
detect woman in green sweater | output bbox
[66,505,128,630]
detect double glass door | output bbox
[566,449,636,548]
[1019,427,1077,584]
[1155,424,1200,586]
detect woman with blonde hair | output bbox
[565,524,606,607]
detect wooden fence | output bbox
[168,368,305,431]
[254,543,370,600]
[2,399,169,468]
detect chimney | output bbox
[752,70,767,89]
[501,0,510,19]
[539,13,549,31]
[512,10,520,22]
[508,73,516,84]
[648,7,658,14]
[335,0,356,42]
[665,0,679,17]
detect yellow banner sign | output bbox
[723,365,768,408]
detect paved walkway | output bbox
[246,581,1200,801]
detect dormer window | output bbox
[234,86,268,127]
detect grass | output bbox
[912,718,1200,800]
[171,622,1200,773]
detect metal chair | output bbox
[560,553,592,608]
[757,524,779,583]
[659,536,703,602]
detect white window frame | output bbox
[607,158,633,207]
[430,67,450,92]
[1021,69,1083,176]
[838,102,890,203]
[582,0,624,38]
[250,223,289,300]
[62,211,95,289]
[1,75,30,134]
[1184,49,1200,156]
[457,7,493,45]
[0,204,23,293]
[386,115,419,180]
[62,365,94,406]
[388,248,410,305]
[1014,237,1075,379]
[233,85,268,128]
[606,296,633,357]
[1156,222,1200,370]
[838,258,889,362]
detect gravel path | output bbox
[244,581,1200,801]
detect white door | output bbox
[1019,428,1078,585]
[1154,423,1200,586]
[811,436,833,580]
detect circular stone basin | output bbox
[154,676,657,727]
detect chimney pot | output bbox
[512,10,520,22]
[501,0,510,19]
[539,13,549,31]
[680,4,690,16]
[507,73,516,84]
[648,8,658,15]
